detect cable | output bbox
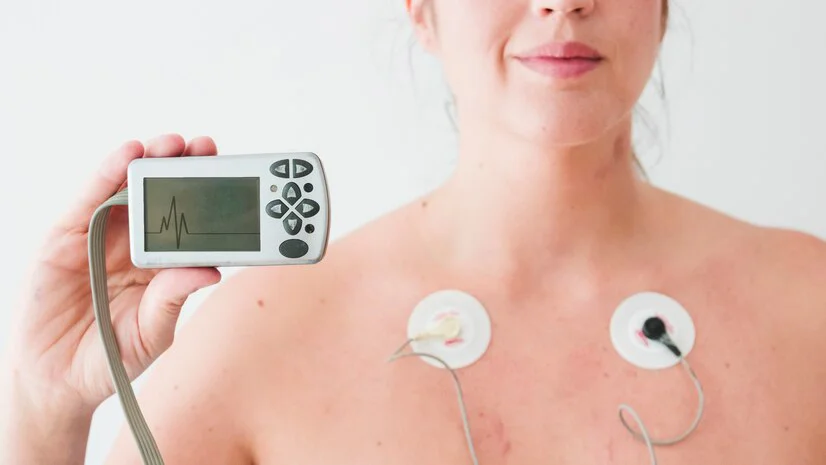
[617,357,704,465]
[387,338,480,465]
[617,317,705,465]
[89,188,165,465]
[389,315,704,465]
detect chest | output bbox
[252,285,824,465]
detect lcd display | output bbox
[144,177,260,252]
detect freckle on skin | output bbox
[257,299,264,307]
[421,200,428,208]
[491,417,510,455]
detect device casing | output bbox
[126,152,330,268]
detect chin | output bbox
[490,84,631,148]
[505,104,619,148]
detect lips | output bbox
[515,41,604,79]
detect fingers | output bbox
[55,134,215,234]
[144,133,186,158]
[183,136,218,156]
[136,267,222,359]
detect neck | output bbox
[420,115,651,288]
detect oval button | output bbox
[279,239,309,259]
[270,159,290,178]
[296,199,320,218]
[282,182,301,205]
[292,159,314,178]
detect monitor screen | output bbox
[143,177,260,252]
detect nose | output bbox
[531,0,595,17]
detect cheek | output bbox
[611,3,663,103]
[433,0,515,99]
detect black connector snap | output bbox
[642,316,682,358]
[642,317,667,340]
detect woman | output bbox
[3,0,826,463]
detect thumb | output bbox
[137,267,222,359]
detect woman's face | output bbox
[413,0,666,146]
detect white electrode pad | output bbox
[609,291,696,370]
[407,290,492,370]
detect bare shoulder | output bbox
[105,207,410,464]
[742,223,826,331]
[663,187,826,349]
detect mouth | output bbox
[514,41,604,79]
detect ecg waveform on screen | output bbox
[147,196,192,249]
[147,196,258,250]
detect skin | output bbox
[3,0,826,464]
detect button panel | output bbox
[267,157,322,258]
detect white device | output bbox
[126,152,330,268]
[407,289,492,370]
[610,291,696,370]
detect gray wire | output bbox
[617,404,658,465]
[618,357,704,465]
[389,339,703,465]
[387,339,480,465]
[89,188,164,465]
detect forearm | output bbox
[1,363,93,465]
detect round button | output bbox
[304,183,314,193]
[279,239,309,259]
[305,224,315,233]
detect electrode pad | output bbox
[609,291,696,370]
[407,290,492,370]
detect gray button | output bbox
[296,199,320,218]
[270,159,290,178]
[265,199,288,219]
[292,159,314,178]
[283,212,302,236]
[282,182,301,206]
[279,239,309,258]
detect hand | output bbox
[5,134,223,413]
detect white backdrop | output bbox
[0,0,824,463]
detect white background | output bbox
[1,0,824,463]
